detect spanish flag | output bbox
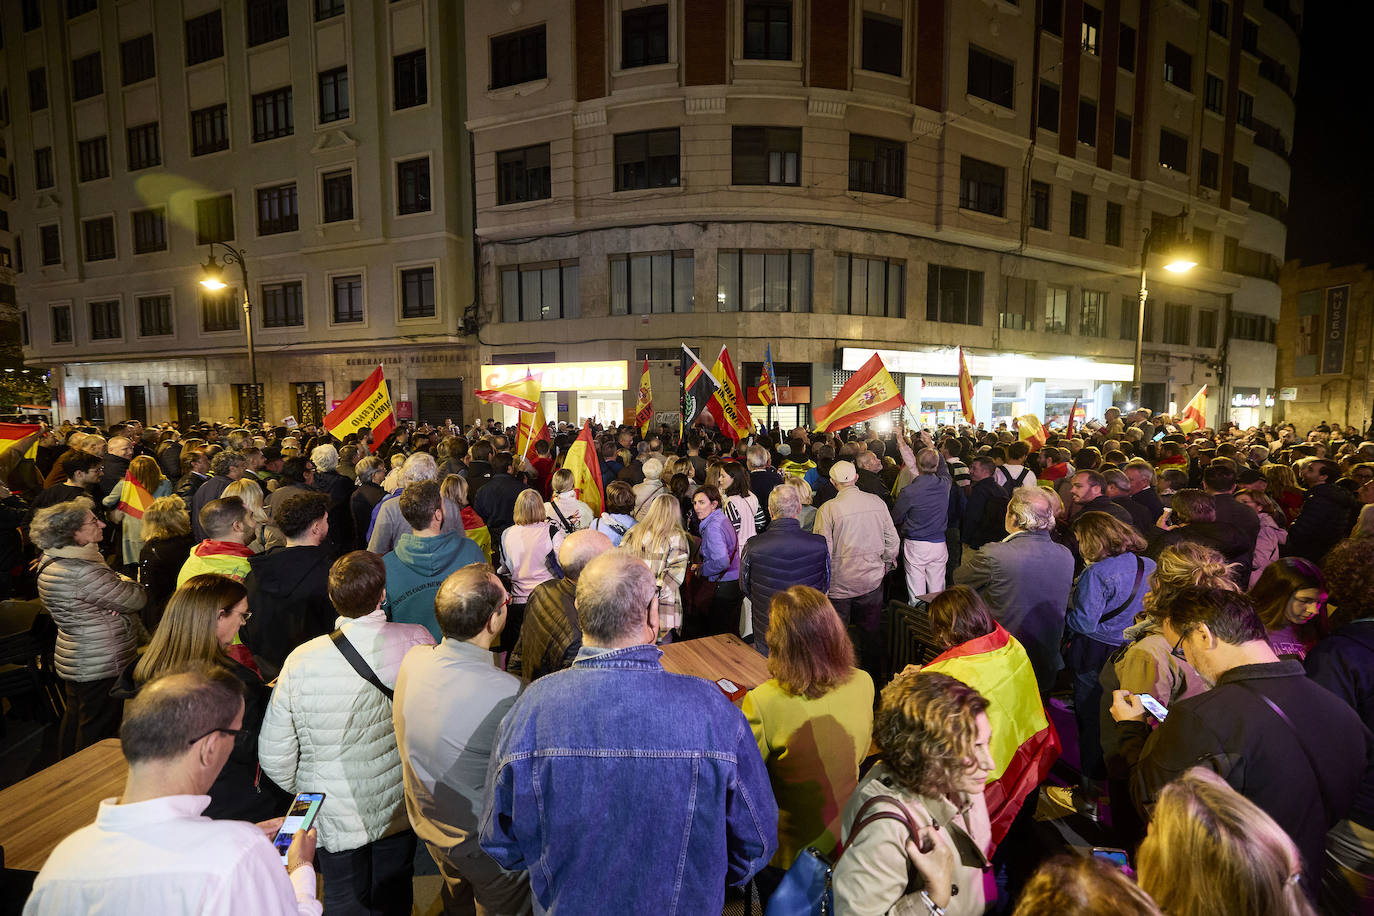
[813,353,903,433]
[1016,414,1048,450]
[1178,385,1208,433]
[116,469,154,520]
[634,358,653,436]
[516,396,550,460]
[1065,397,1085,439]
[957,346,976,425]
[323,366,396,442]
[707,346,753,442]
[0,423,42,482]
[924,624,1061,846]
[758,344,779,407]
[474,371,541,413]
[561,421,603,515]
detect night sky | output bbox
[1285,3,1374,267]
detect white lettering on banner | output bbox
[480,361,629,391]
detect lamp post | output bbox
[1133,222,1197,412]
[199,242,259,423]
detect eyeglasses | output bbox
[1170,631,1188,660]
[187,726,247,749]
[80,515,101,529]
[220,608,252,623]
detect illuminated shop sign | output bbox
[480,361,629,391]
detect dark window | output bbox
[1163,303,1190,345]
[34,147,54,189]
[958,156,1005,216]
[121,34,155,85]
[41,225,62,265]
[1194,227,1213,266]
[926,265,983,325]
[132,208,166,253]
[1197,309,1218,347]
[1241,18,1259,54]
[246,0,289,47]
[732,126,801,186]
[261,281,303,327]
[1164,43,1192,91]
[1080,290,1106,336]
[316,0,346,20]
[1119,24,1137,71]
[332,274,363,323]
[67,0,97,17]
[1082,4,1102,54]
[615,129,680,191]
[191,104,229,155]
[1120,295,1140,340]
[1209,0,1230,36]
[967,46,1015,108]
[1040,0,1063,35]
[1078,99,1097,145]
[1237,91,1253,127]
[396,158,431,214]
[185,10,224,65]
[400,266,436,318]
[1204,73,1225,113]
[89,300,120,339]
[1230,311,1275,342]
[393,50,427,109]
[1037,82,1060,132]
[834,254,904,318]
[23,0,41,31]
[743,0,792,60]
[1199,150,1219,188]
[127,123,160,170]
[1159,129,1188,172]
[609,252,695,315]
[1105,201,1122,246]
[715,251,809,313]
[195,194,234,244]
[201,288,240,332]
[52,305,73,343]
[28,68,47,111]
[256,183,298,234]
[71,52,103,101]
[1114,112,1132,157]
[252,87,293,141]
[78,137,109,182]
[1069,192,1088,238]
[322,169,353,222]
[622,5,669,69]
[319,67,349,122]
[1029,180,1050,230]
[497,144,551,204]
[490,26,546,89]
[861,13,903,76]
[83,217,115,261]
[1232,162,1251,202]
[20,311,29,346]
[848,134,904,196]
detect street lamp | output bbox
[1133,221,1196,412]
[199,242,259,423]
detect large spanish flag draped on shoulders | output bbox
[813,353,903,433]
[116,470,154,520]
[561,421,603,515]
[1177,385,1208,433]
[0,423,42,483]
[924,623,1061,847]
[706,346,753,442]
[323,366,396,442]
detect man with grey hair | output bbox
[631,457,665,517]
[311,443,355,551]
[191,451,246,541]
[481,552,777,914]
[955,487,1074,692]
[367,451,463,554]
[516,529,614,679]
[1123,459,1165,523]
[746,445,784,513]
[98,435,136,500]
[740,484,829,656]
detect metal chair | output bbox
[884,598,941,680]
[0,600,64,726]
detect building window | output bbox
[610,252,694,315]
[743,0,792,60]
[89,300,120,339]
[191,104,229,156]
[1114,113,1132,158]
[322,169,353,222]
[927,265,983,326]
[137,295,172,336]
[68,0,98,17]
[256,183,298,234]
[1069,191,1088,238]
[1230,311,1274,342]
[132,208,166,253]
[1080,290,1105,336]
[1105,201,1123,246]
[1119,24,1137,71]
[185,10,224,65]
[958,156,1005,216]
[83,217,115,261]
[1200,149,1219,188]
[246,0,289,47]
[319,67,349,122]
[121,34,155,85]
[1082,4,1102,54]
[834,254,904,318]
[1164,44,1192,91]
[1241,18,1259,54]
[201,288,240,332]
[614,129,680,191]
[195,194,234,245]
[500,262,580,321]
[490,26,547,89]
[34,148,54,189]
[717,250,811,312]
[1163,303,1190,345]
[1001,278,1032,330]
[732,126,801,186]
[316,0,346,21]
[1040,0,1062,35]
[1193,227,1213,266]
[1159,129,1189,172]
[1197,308,1218,347]
[1029,180,1050,230]
[1209,0,1230,36]
[127,123,160,171]
[1236,91,1254,127]
[41,226,62,266]
[622,4,669,69]
[22,0,41,31]
[1232,162,1251,202]
[967,46,1014,108]
[78,137,109,182]
[1037,82,1060,132]
[1204,73,1225,113]
[848,134,904,196]
[396,157,431,214]
[71,53,103,101]
[20,311,28,347]
[252,87,293,141]
[332,274,363,323]
[1120,295,1140,340]
[496,144,551,205]
[1043,285,1069,333]
[261,281,303,327]
[28,68,48,111]
[400,266,436,319]
[52,304,73,343]
[393,50,427,109]
[861,13,903,76]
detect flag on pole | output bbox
[813,353,903,433]
[561,420,604,516]
[957,347,976,425]
[323,367,395,442]
[758,344,779,406]
[1178,385,1209,433]
[474,371,541,413]
[635,358,654,436]
[116,469,154,520]
[680,344,722,429]
[1065,397,1081,438]
[516,396,550,460]
[0,423,41,482]
[1016,415,1048,450]
[706,346,753,442]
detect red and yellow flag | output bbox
[561,421,604,515]
[813,353,903,433]
[0,423,42,482]
[1016,414,1048,451]
[758,344,779,407]
[635,358,653,436]
[1178,385,1208,433]
[323,366,396,442]
[474,371,541,413]
[116,469,154,520]
[957,347,976,425]
[516,397,550,460]
[1065,397,1085,439]
[707,346,753,442]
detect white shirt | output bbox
[994,463,1039,491]
[23,794,319,916]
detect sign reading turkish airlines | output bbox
[480,361,628,392]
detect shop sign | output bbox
[480,361,628,391]
[1322,285,1350,375]
[396,401,413,420]
[1231,391,1263,408]
[1278,387,1298,401]
[746,385,811,404]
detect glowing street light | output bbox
[1133,220,1196,411]
[197,243,259,422]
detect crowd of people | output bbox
[4,405,1374,915]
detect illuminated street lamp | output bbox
[1133,221,1196,411]
[198,242,259,422]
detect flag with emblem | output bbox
[958,346,976,425]
[706,346,753,442]
[813,353,903,433]
[635,358,653,436]
[1178,385,1208,434]
[758,344,779,406]
[1017,414,1048,450]
[680,344,722,430]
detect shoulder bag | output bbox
[330,630,393,701]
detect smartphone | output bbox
[1152,431,1167,442]
[1136,693,1169,721]
[1091,847,1131,869]
[273,792,325,864]
[1159,508,1174,528]
[716,677,746,701]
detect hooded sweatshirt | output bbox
[242,544,338,670]
[383,531,486,641]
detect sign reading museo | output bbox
[1323,285,1350,375]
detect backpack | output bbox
[999,466,1031,499]
[978,486,1011,546]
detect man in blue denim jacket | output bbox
[479,552,778,914]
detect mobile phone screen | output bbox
[1092,847,1130,868]
[1136,693,1169,721]
[1153,431,1166,442]
[273,792,325,863]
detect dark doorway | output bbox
[123,385,147,423]
[294,381,327,427]
[78,386,106,426]
[170,384,200,426]
[416,378,463,427]
[235,384,264,424]
[1143,382,1168,415]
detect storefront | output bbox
[479,360,629,428]
[1229,388,1273,429]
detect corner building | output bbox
[469,0,1299,430]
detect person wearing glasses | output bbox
[1248,557,1328,661]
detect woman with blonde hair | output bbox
[102,454,172,570]
[545,467,593,548]
[137,495,194,630]
[783,476,817,532]
[620,492,690,640]
[441,473,491,562]
[1012,855,1162,916]
[499,489,556,658]
[223,477,270,552]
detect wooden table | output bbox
[0,738,127,872]
[660,633,771,702]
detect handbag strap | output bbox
[330,630,393,701]
[840,794,919,858]
[1236,682,1333,816]
[1098,555,1147,627]
[550,500,575,534]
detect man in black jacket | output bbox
[740,484,829,656]
[1068,470,1135,527]
[1284,457,1359,562]
[961,457,1009,550]
[472,451,525,546]
[1202,463,1259,583]
[190,451,245,541]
